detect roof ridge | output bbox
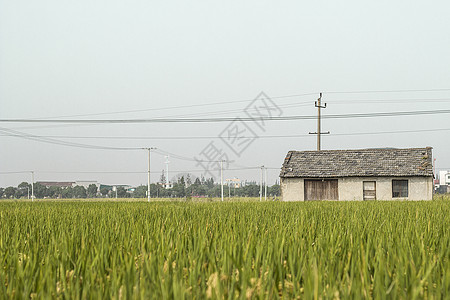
[288,147,431,153]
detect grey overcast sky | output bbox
[1,0,449,187]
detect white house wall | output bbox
[280,177,304,201]
[281,176,433,201]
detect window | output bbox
[363,181,376,200]
[392,180,408,198]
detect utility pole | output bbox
[143,147,156,202]
[31,171,34,201]
[264,167,267,201]
[220,160,224,202]
[165,155,170,188]
[309,92,330,150]
[433,158,436,179]
[260,166,264,201]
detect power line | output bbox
[1,108,450,124]
[0,127,142,151]
[2,127,448,140]
[0,167,278,175]
[18,92,318,120]
[332,98,450,104]
[0,102,312,131]
[325,88,450,94]
[7,88,450,120]
[0,127,258,163]
[8,97,450,126]
[1,127,450,149]
[6,97,450,131]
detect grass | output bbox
[11,196,271,202]
[0,200,449,299]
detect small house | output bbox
[280,147,433,201]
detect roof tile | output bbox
[280,147,433,178]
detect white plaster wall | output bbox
[281,177,433,201]
[280,177,304,201]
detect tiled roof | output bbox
[280,147,433,178]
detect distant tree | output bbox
[191,183,206,197]
[133,185,147,198]
[157,185,170,198]
[149,183,162,198]
[72,186,87,198]
[18,182,30,190]
[48,186,62,198]
[269,184,280,196]
[87,184,98,198]
[172,181,185,197]
[186,174,192,186]
[160,170,166,184]
[116,186,127,198]
[16,182,30,198]
[208,185,221,197]
[34,183,47,198]
[237,184,260,197]
[0,188,4,198]
[100,187,110,197]
[14,189,23,199]
[4,187,16,199]
[61,187,73,199]
[206,178,215,189]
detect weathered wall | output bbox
[280,177,304,201]
[281,176,433,201]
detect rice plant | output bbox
[0,200,448,298]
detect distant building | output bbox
[438,170,450,186]
[437,170,450,193]
[280,147,433,201]
[75,181,100,189]
[160,182,173,189]
[37,181,75,188]
[226,178,241,188]
[106,184,133,191]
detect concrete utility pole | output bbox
[264,167,267,201]
[260,166,264,201]
[433,158,436,179]
[165,155,170,188]
[220,160,224,202]
[143,147,156,202]
[31,171,34,201]
[309,93,330,150]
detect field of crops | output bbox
[1,200,449,299]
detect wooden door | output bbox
[363,181,376,200]
[304,179,338,200]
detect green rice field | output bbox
[0,200,449,299]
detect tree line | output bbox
[0,177,280,199]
